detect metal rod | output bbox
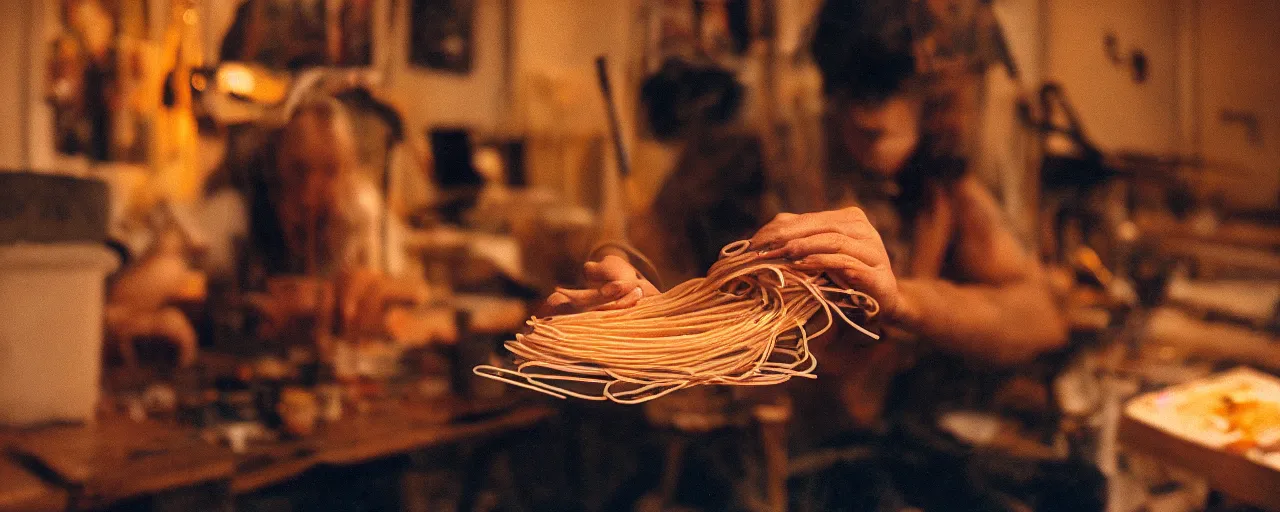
[595,56,630,178]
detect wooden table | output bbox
[231,401,552,493]
[1,399,553,510]
[6,418,235,510]
[0,457,66,511]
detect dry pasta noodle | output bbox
[474,240,880,404]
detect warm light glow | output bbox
[190,74,207,92]
[213,63,290,104]
[219,66,257,96]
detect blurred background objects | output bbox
[0,1,1276,511]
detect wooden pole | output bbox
[595,56,630,242]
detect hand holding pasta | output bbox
[474,240,880,404]
[751,207,903,322]
[544,255,660,314]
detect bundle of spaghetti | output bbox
[474,240,880,404]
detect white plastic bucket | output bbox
[0,244,118,426]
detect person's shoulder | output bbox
[942,173,1016,249]
[945,174,1007,223]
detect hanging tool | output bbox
[593,55,631,243]
[595,56,631,179]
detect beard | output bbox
[279,195,362,275]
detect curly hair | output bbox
[811,0,977,183]
[810,0,919,103]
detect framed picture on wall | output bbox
[48,0,151,162]
[408,0,473,73]
[335,0,375,66]
[218,0,373,69]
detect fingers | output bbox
[790,253,874,271]
[759,232,888,266]
[545,281,648,314]
[599,280,631,298]
[749,208,875,250]
[546,291,571,308]
[636,277,661,297]
[581,261,610,284]
[583,254,657,299]
[594,286,645,311]
[554,286,618,303]
[544,254,660,315]
[790,253,878,289]
[542,291,578,316]
[551,286,626,312]
[584,255,641,284]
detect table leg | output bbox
[755,404,791,512]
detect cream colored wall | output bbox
[1042,0,1278,209]
[510,0,632,197]
[1194,0,1280,209]
[0,0,33,168]
[974,0,1044,239]
[995,0,1043,87]
[385,0,510,131]
[510,0,666,216]
[1,0,102,173]
[7,0,1270,210]
[1043,0,1180,154]
[0,0,56,171]
[202,0,509,132]
[202,0,660,211]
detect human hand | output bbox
[750,207,906,322]
[339,269,425,336]
[543,255,660,315]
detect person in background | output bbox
[551,0,1065,371]
[202,96,421,343]
[248,96,380,277]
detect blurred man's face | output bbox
[838,95,921,178]
[276,115,351,212]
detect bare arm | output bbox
[751,178,1066,366]
[893,178,1067,364]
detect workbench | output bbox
[0,398,553,511]
[0,457,67,511]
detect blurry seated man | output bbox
[210,96,422,344]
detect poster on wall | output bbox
[48,0,151,162]
[409,0,473,73]
[218,0,373,69]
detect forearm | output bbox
[892,276,1067,365]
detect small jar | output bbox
[277,387,319,437]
